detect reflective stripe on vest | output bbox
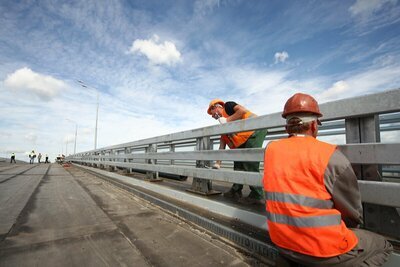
[221,135,235,149]
[266,191,334,209]
[263,136,358,257]
[266,212,341,227]
[221,110,255,148]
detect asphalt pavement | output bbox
[0,163,266,266]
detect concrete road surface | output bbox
[0,163,266,266]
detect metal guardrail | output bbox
[68,88,400,239]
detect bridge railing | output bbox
[68,88,400,239]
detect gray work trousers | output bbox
[278,228,393,267]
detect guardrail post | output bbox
[92,152,97,168]
[124,147,131,174]
[169,144,175,166]
[187,137,221,195]
[345,115,399,238]
[169,144,187,181]
[109,149,115,172]
[99,151,105,169]
[82,154,86,166]
[146,144,162,182]
[94,153,97,167]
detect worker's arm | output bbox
[223,101,251,122]
[226,104,247,122]
[324,150,363,228]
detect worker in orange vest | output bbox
[263,93,392,266]
[208,99,267,204]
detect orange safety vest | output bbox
[263,136,358,257]
[221,109,255,148]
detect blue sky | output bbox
[0,0,399,161]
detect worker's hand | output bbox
[212,163,221,169]
[218,117,227,124]
[213,113,221,120]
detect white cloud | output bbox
[128,35,182,66]
[1,149,26,154]
[81,128,93,135]
[25,132,37,143]
[228,67,288,96]
[318,65,400,102]
[4,67,66,101]
[349,0,396,17]
[63,134,76,144]
[318,80,350,101]
[274,51,289,63]
[223,62,400,117]
[348,0,399,35]
[194,0,220,15]
[0,132,11,138]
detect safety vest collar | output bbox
[288,134,313,138]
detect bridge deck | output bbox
[0,163,266,266]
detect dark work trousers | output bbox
[278,228,393,267]
[230,129,267,200]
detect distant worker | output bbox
[10,153,16,164]
[263,93,392,266]
[208,99,267,204]
[38,153,42,163]
[45,154,49,163]
[29,150,36,164]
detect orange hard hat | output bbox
[282,93,322,118]
[207,98,224,114]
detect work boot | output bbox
[238,196,264,205]
[223,189,242,200]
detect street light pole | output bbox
[95,92,99,150]
[74,123,77,154]
[78,80,99,150]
